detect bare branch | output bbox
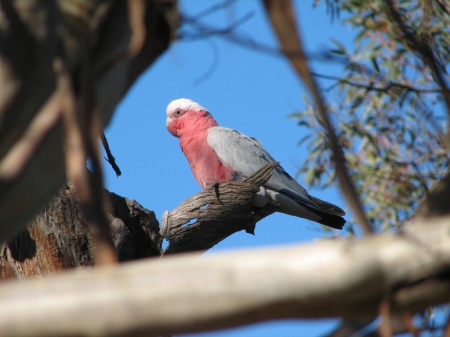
[0,217,449,336]
[312,72,442,94]
[101,132,122,177]
[0,61,62,181]
[61,55,117,265]
[379,300,393,337]
[263,0,373,235]
[161,162,278,254]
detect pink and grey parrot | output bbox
[166,98,345,229]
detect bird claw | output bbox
[206,182,223,203]
[206,182,220,191]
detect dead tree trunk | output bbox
[0,185,162,280]
[0,163,281,279]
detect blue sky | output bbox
[104,1,355,336]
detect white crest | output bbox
[166,98,206,115]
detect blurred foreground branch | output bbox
[263,0,373,235]
[0,0,177,245]
[0,217,449,336]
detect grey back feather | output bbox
[207,127,324,212]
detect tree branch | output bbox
[0,217,449,336]
[101,132,122,177]
[312,72,442,94]
[0,184,162,280]
[0,1,176,243]
[161,162,278,254]
[263,0,373,235]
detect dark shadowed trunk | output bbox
[0,185,162,280]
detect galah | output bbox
[165,98,346,229]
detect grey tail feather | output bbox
[306,196,346,229]
[314,210,346,230]
[310,196,346,216]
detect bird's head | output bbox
[166,98,217,137]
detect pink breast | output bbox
[180,130,233,189]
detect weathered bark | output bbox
[0,218,448,337]
[0,163,281,278]
[0,185,162,280]
[161,162,278,254]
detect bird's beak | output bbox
[165,116,172,129]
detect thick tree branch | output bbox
[0,217,448,337]
[161,162,278,254]
[0,1,177,243]
[0,0,63,242]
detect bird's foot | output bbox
[206,182,223,204]
[206,182,220,191]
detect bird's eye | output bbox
[176,110,182,115]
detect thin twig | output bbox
[61,56,117,265]
[180,13,348,65]
[378,300,392,337]
[126,0,146,57]
[263,0,373,235]
[80,39,117,265]
[100,132,121,177]
[194,0,240,19]
[312,72,442,94]
[0,84,62,181]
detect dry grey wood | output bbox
[0,218,448,337]
[0,0,177,242]
[161,162,278,254]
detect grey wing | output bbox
[207,127,322,211]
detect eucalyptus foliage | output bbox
[294,0,450,231]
